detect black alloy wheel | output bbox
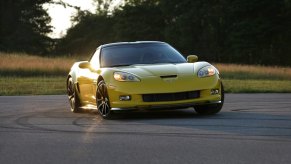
[96,80,112,119]
[67,77,81,113]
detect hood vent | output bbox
[160,75,177,78]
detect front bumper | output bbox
[106,76,222,109]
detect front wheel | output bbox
[67,77,82,113]
[194,82,224,115]
[96,80,113,119]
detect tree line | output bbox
[0,0,52,54]
[1,0,291,66]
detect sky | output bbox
[44,0,122,38]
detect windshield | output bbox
[100,43,186,67]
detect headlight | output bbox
[114,72,140,82]
[197,66,216,78]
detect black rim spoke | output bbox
[97,82,110,117]
[102,103,105,114]
[105,102,110,109]
[98,103,103,109]
[67,78,75,110]
[69,95,74,100]
[68,80,73,95]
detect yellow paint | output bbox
[68,61,222,109]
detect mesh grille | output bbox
[142,91,200,102]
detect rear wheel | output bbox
[194,82,224,115]
[67,77,82,113]
[96,80,113,119]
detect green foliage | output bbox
[0,0,52,54]
[160,0,291,65]
[113,0,164,41]
[160,0,229,62]
[56,0,164,55]
[225,0,291,65]
[58,0,291,66]
[55,12,115,55]
[3,0,289,66]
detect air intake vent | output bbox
[142,91,200,102]
[160,75,177,78]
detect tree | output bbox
[113,0,164,41]
[226,0,291,65]
[0,0,52,54]
[160,0,228,61]
[55,12,115,55]
[160,0,291,65]
[55,0,291,66]
[56,0,164,55]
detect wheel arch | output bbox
[67,72,80,96]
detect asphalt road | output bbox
[1,94,291,164]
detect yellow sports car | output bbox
[67,41,224,119]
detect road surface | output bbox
[1,94,291,164]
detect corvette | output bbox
[67,41,224,119]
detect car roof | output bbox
[100,41,166,49]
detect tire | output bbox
[67,77,82,113]
[96,80,113,119]
[194,82,224,115]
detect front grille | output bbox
[142,91,200,102]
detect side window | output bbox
[90,48,100,69]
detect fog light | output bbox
[211,89,219,95]
[119,95,131,101]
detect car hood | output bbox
[116,63,195,77]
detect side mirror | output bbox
[79,61,101,73]
[187,55,198,63]
[79,61,91,69]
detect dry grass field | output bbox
[0,52,76,76]
[0,52,75,70]
[215,63,291,80]
[1,52,291,95]
[216,63,291,76]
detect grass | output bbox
[0,52,74,95]
[214,63,291,80]
[0,52,82,77]
[0,76,65,95]
[1,52,291,95]
[214,63,291,93]
[223,79,291,93]
[0,52,75,71]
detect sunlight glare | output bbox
[45,0,123,38]
[44,0,96,38]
